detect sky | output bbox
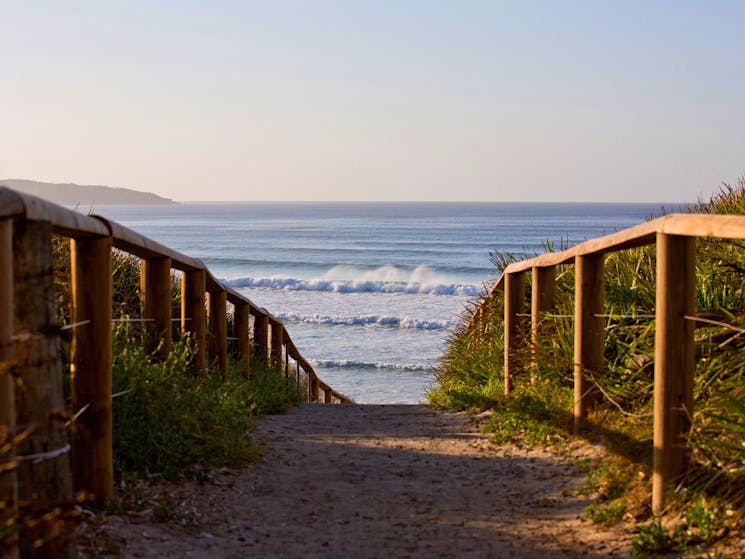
[1,1,744,203]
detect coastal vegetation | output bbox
[430,180,745,556]
[3,232,300,555]
[53,241,301,481]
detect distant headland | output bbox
[0,179,175,205]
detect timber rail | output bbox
[469,212,745,514]
[0,186,350,555]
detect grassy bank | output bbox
[430,180,745,556]
[110,322,300,481]
[53,243,301,482]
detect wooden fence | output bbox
[470,212,745,514]
[0,186,350,557]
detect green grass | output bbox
[111,322,301,480]
[51,243,303,481]
[430,178,745,553]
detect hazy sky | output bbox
[2,1,744,202]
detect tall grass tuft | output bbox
[111,322,300,480]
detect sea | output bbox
[92,202,670,404]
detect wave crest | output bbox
[277,312,457,330]
[224,276,482,297]
[309,359,433,372]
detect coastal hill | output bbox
[0,178,175,205]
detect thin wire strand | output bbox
[718,331,745,349]
[590,377,654,418]
[17,444,71,464]
[684,315,745,333]
[60,320,91,331]
[514,313,575,318]
[517,312,655,319]
[593,313,656,319]
[112,318,154,323]
[65,403,91,428]
[112,388,134,399]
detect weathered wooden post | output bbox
[531,265,556,382]
[207,289,228,377]
[324,387,333,404]
[71,233,114,504]
[181,270,206,373]
[310,376,320,403]
[252,310,269,364]
[503,271,525,395]
[13,220,78,558]
[233,301,250,378]
[653,234,696,514]
[270,321,283,368]
[141,257,172,360]
[574,254,605,431]
[0,219,18,559]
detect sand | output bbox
[79,404,634,558]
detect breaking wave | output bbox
[309,359,433,372]
[224,276,482,297]
[277,312,457,330]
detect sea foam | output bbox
[309,359,433,372]
[224,276,482,296]
[277,312,457,330]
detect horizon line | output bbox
[175,199,688,205]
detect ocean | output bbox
[92,202,669,404]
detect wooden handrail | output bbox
[471,211,745,515]
[93,216,206,272]
[0,186,351,555]
[1,186,111,237]
[491,213,745,290]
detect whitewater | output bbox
[93,202,667,403]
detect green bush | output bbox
[111,322,300,480]
[52,243,302,480]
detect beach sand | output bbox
[79,404,633,558]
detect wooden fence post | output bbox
[13,220,77,558]
[324,388,332,404]
[574,254,605,431]
[253,312,269,364]
[181,270,206,373]
[503,271,525,395]
[531,265,556,382]
[207,290,228,377]
[270,321,283,368]
[141,257,172,360]
[233,301,250,378]
[653,233,696,514]
[310,377,320,403]
[0,219,18,559]
[71,234,114,504]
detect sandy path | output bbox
[81,404,632,558]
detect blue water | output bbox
[92,202,671,403]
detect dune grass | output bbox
[53,241,301,482]
[429,179,745,555]
[110,321,300,480]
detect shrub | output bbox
[111,322,300,480]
